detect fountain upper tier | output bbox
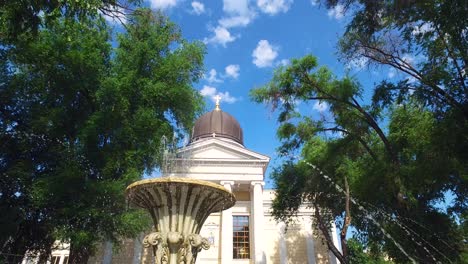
[126,177,236,234]
[126,177,235,264]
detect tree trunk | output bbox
[38,252,50,264]
[313,203,348,264]
[68,244,91,264]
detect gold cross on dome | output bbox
[215,95,221,110]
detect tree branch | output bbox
[319,127,378,160]
[357,39,468,118]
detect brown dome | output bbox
[191,109,244,145]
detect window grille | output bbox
[233,216,250,259]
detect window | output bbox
[233,216,250,259]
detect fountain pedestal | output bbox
[126,177,236,264]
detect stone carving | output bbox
[127,178,236,264]
[143,232,168,264]
[143,232,211,264]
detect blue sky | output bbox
[107,0,411,187]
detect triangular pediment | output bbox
[177,138,269,162]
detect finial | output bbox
[215,95,221,111]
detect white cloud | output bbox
[402,54,415,66]
[327,4,345,20]
[310,0,319,6]
[219,16,253,28]
[217,91,238,103]
[219,0,256,28]
[206,69,222,83]
[149,0,178,9]
[191,1,205,15]
[199,85,239,104]
[252,40,279,68]
[348,57,368,70]
[313,101,329,112]
[223,0,251,14]
[276,59,290,66]
[257,0,293,15]
[388,68,396,79]
[204,26,236,47]
[225,64,240,79]
[200,85,217,97]
[412,22,433,36]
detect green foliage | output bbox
[0,0,140,42]
[0,6,204,262]
[251,52,466,262]
[253,2,468,261]
[348,238,394,264]
[333,0,467,118]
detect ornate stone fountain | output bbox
[126,177,236,264]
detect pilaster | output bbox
[250,181,265,264]
[220,181,234,264]
[277,222,287,264]
[304,217,316,264]
[328,222,339,264]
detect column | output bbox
[277,222,287,264]
[220,181,234,264]
[250,181,265,264]
[304,217,316,264]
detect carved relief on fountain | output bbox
[126,177,235,264]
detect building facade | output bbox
[46,104,340,264]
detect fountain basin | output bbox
[126,177,236,264]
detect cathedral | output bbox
[35,102,340,264]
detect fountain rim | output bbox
[125,176,233,195]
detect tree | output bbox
[251,54,466,263]
[0,7,205,263]
[347,238,394,264]
[252,1,467,262]
[324,0,467,119]
[0,0,138,42]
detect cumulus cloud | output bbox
[191,1,205,15]
[200,85,238,104]
[149,0,178,9]
[219,0,256,28]
[252,40,279,68]
[412,22,433,35]
[277,59,290,66]
[219,16,253,28]
[327,4,345,20]
[217,91,238,103]
[225,64,240,79]
[257,0,293,15]
[204,26,236,47]
[313,101,329,112]
[348,57,368,70]
[206,69,222,83]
